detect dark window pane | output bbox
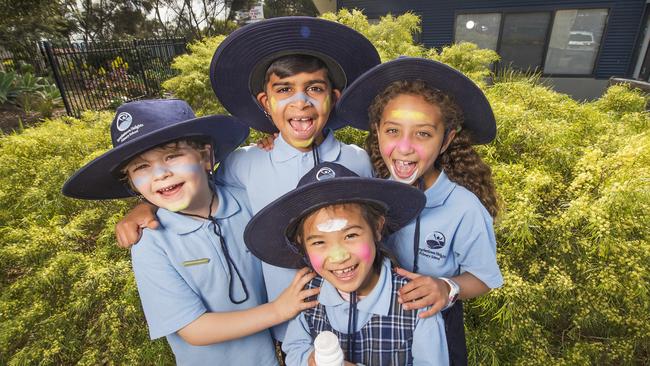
[499,12,551,71]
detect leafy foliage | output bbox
[162,36,228,117]
[0,71,62,116]
[2,9,649,365]
[0,113,173,365]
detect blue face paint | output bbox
[130,163,203,191]
[276,92,320,109]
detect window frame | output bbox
[453,6,612,78]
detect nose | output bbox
[396,136,414,154]
[152,164,172,180]
[327,244,351,264]
[290,92,313,108]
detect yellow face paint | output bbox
[390,109,428,122]
[289,136,315,148]
[322,94,330,114]
[327,245,350,263]
[269,96,277,112]
[165,200,191,212]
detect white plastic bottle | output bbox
[314,331,344,366]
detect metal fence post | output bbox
[133,39,150,95]
[41,41,74,117]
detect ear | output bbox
[440,129,457,154]
[201,144,214,170]
[331,88,341,103]
[375,215,386,241]
[256,91,270,113]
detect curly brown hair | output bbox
[364,80,499,218]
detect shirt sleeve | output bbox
[453,203,504,289]
[131,232,207,339]
[282,313,315,366]
[214,147,248,189]
[412,311,449,366]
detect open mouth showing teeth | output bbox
[157,183,183,195]
[393,159,416,176]
[289,117,314,133]
[331,264,358,279]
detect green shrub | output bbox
[2,10,649,366]
[0,113,174,364]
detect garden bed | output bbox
[0,105,66,134]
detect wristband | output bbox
[439,277,460,310]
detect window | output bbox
[500,12,552,72]
[454,8,609,76]
[454,13,501,50]
[543,9,608,74]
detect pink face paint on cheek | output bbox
[352,242,374,264]
[380,140,397,159]
[308,253,325,273]
[411,144,427,160]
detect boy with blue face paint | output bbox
[115,17,382,343]
[63,99,320,365]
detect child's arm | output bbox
[395,268,489,318]
[115,202,158,248]
[178,267,319,346]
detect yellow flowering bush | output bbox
[1,9,649,365]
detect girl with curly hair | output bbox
[336,57,504,366]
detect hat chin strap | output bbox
[177,192,250,305]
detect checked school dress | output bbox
[283,258,448,366]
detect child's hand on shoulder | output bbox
[272,267,320,322]
[115,202,159,248]
[252,133,278,151]
[395,267,449,318]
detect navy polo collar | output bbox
[157,184,241,235]
[271,129,341,163]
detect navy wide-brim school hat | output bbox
[210,16,381,134]
[243,162,426,269]
[62,99,249,200]
[336,57,497,144]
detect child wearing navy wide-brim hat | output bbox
[115,16,382,343]
[245,162,450,365]
[336,57,504,365]
[63,99,320,365]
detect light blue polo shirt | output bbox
[131,185,277,366]
[386,171,503,289]
[215,130,373,341]
[282,258,449,366]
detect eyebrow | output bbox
[305,224,363,242]
[382,120,437,128]
[271,79,329,88]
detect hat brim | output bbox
[210,16,380,133]
[243,178,425,269]
[336,57,496,144]
[62,115,249,200]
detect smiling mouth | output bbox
[330,264,359,281]
[392,159,417,178]
[157,183,183,196]
[288,117,314,135]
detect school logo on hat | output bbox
[116,112,132,131]
[316,167,335,181]
[426,231,446,249]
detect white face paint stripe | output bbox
[389,165,419,185]
[276,92,320,108]
[317,218,348,232]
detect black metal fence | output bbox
[38,38,187,116]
